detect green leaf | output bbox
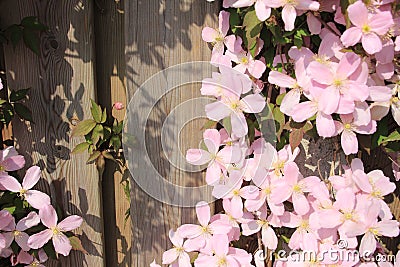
[201,119,218,130]
[22,28,40,55]
[14,103,33,122]
[110,135,122,151]
[273,106,285,133]
[276,93,286,106]
[87,150,101,163]
[71,119,97,137]
[112,120,124,134]
[379,129,400,145]
[9,88,30,102]
[101,108,107,123]
[72,142,90,154]
[0,99,7,105]
[243,9,263,57]
[90,99,102,123]
[91,124,104,145]
[3,206,16,214]
[6,25,23,48]
[21,16,47,31]
[69,236,88,254]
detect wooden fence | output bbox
[0,0,398,266]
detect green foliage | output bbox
[1,16,46,55]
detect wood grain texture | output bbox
[0,0,105,266]
[124,0,220,265]
[93,0,132,266]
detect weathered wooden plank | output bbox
[93,0,131,266]
[0,1,105,266]
[125,0,220,265]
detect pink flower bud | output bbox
[113,102,124,110]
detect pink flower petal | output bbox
[282,5,297,31]
[196,201,210,226]
[25,190,51,210]
[341,130,358,155]
[347,1,368,27]
[186,149,211,165]
[52,232,72,256]
[39,205,58,228]
[27,229,53,249]
[341,27,362,48]
[22,166,41,190]
[1,156,25,172]
[361,33,382,54]
[58,215,83,231]
[268,71,296,88]
[0,175,21,192]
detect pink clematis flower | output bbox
[307,52,369,115]
[336,114,376,155]
[15,249,48,267]
[340,1,394,54]
[3,212,40,251]
[225,50,266,78]
[194,234,253,267]
[150,260,161,267]
[265,0,320,31]
[268,57,310,116]
[270,164,320,215]
[162,230,191,266]
[27,204,83,256]
[205,91,265,138]
[0,166,50,210]
[0,146,25,174]
[291,87,336,137]
[202,11,230,55]
[242,205,278,250]
[177,201,231,251]
[345,200,399,255]
[186,129,242,185]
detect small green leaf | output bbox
[69,236,88,254]
[71,119,97,137]
[87,150,101,163]
[6,25,23,48]
[9,88,30,102]
[3,206,16,214]
[101,108,107,123]
[379,130,400,145]
[21,16,47,31]
[276,93,286,106]
[22,28,40,55]
[201,119,218,130]
[14,103,33,122]
[91,99,102,123]
[72,142,90,154]
[110,135,121,151]
[0,99,7,105]
[91,124,104,144]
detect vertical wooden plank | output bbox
[93,0,131,266]
[125,1,220,265]
[0,1,105,266]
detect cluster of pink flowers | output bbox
[0,146,83,266]
[153,0,400,266]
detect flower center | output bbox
[273,160,285,176]
[263,187,271,195]
[201,225,212,234]
[333,79,343,88]
[18,189,27,198]
[391,96,399,104]
[344,123,352,130]
[362,24,371,33]
[240,56,249,65]
[293,184,303,193]
[369,227,379,236]
[217,256,227,266]
[13,230,21,237]
[299,220,309,230]
[51,226,62,236]
[0,165,4,171]
[232,189,240,196]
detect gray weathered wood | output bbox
[0,1,105,265]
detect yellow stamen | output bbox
[362,24,371,33]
